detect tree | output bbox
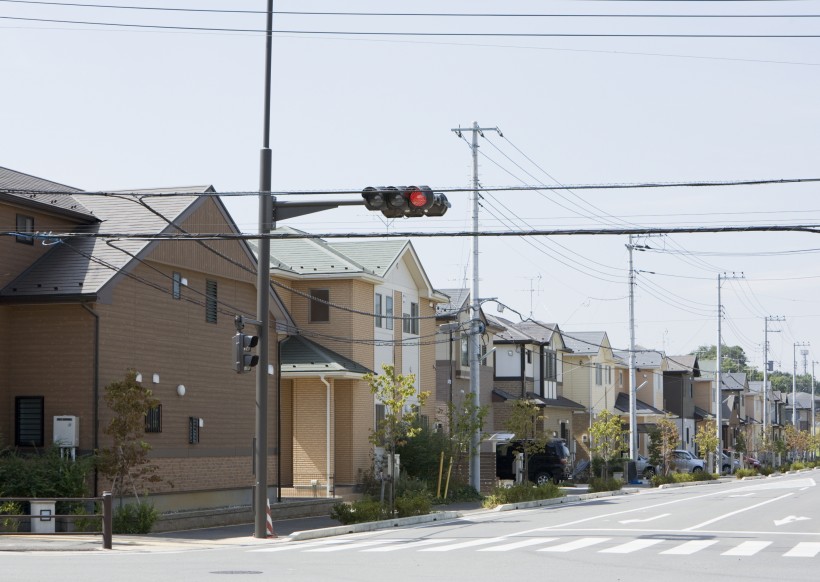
[445,395,488,483]
[588,410,626,479]
[648,416,680,476]
[503,399,546,483]
[694,420,719,473]
[96,370,163,504]
[364,364,430,514]
[691,344,749,374]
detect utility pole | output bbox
[763,316,784,454]
[627,236,638,462]
[451,122,502,493]
[793,342,810,428]
[813,360,818,438]
[716,273,743,460]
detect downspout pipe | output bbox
[81,303,100,496]
[320,375,331,498]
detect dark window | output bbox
[595,363,603,385]
[526,350,532,364]
[188,417,200,444]
[15,214,34,245]
[385,295,394,330]
[172,272,182,300]
[145,405,162,433]
[205,279,218,323]
[309,289,330,322]
[545,351,557,381]
[15,396,44,446]
[374,293,383,328]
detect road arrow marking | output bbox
[775,515,810,526]
[619,513,670,524]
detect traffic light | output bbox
[233,332,259,373]
[361,186,450,218]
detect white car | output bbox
[636,454,657,478]
[721,451,742,474]
[671,450,705,473]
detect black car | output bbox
[496,439,570,485]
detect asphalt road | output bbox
[3,472,819,582]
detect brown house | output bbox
[0,167,293,513]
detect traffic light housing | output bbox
[233,332,259,373]
[362,186,450,218]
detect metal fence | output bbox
[0,491,112,549]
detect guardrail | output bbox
[0,491,112,549]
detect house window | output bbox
[545,351,557,381]
[172,272,182,300]
[15,214,34,245]
[374,293,383,328]
[309,289,330,322]
[402,302,419,334]
[15,396,44,447]
[188,417,200,444]
[205,279,218,323]
[145,405,162,433]
[460,334,469,366]
[385,295,394,330]
[526,350,532,365]
[606,366,612,385]
[595,363,603,385]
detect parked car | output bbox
[721,450,742,474]
[496,439,570,485]
[671,450,705,473]
[636,454,657,478]
[744,455,762,470]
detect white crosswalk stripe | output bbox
[419,537,508,552]
[600,539,665,554]
[362,538,456,552]
[660,540,719,555]
[477,538,558,552]
[538,537,611,552]
[722,541,772,556]
[783,542,820,558]
[304,540,393,552]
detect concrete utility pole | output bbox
[793,342,810,428]
[763,316,784,450]
[627,236,638,462]
[716,273,743,458]
[813,360,818,438]
[451,122,502,493]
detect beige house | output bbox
[0,166,292,513]
[262,227,448,498]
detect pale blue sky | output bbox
[3,1,820,372]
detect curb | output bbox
[492,489,631,512]
[288,511,462,541]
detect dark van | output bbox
[496,438,570,485]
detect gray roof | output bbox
[329,239,407,277]
[614,392,667,416]
[0,166,96,221]
[721,372,747,391]
[666,354,700,375]
[436,288,470,317]
[488,314,533,344]
[280,334,371,377]
[259,227,374,277]
[513,321,558,344]
[563,331,607,356]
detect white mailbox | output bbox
[53,416,79,447]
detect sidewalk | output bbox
[0,485,642,553]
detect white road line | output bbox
[599,539,664,554]
[304,540,393,552]
[722,541,772,556]
[538,537,611,552]
[660,540,719,555]
[419,537,508,552]
[249,539,348,552]
[783,542,820,558]
[361,539,455,552]
[684,493,794,531]
[477,538,559,552]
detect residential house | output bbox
[720,372,748,452]
[561,331,619,462]
[488,317,583,449]
[664,354,700,452]
[0,166,293,513]
[262,227,447,497]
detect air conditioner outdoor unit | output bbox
[53,416,79,447]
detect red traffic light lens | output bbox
[408,189,429,208]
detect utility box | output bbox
[30,500,56,534]
[53,416,79,447]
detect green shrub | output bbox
[0,501,22,532]
[330,499,387,525]
[735,468,757,479]
[482,482,562,509]
[692,471,715,482]
[395,490,432,518]
[759,465,775,476]
[790,461,806,471]
[435,482,482,504]
[651,471,715,486]
[112,503,158,534]
[588,477,623,493]
[0,446,93,499]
